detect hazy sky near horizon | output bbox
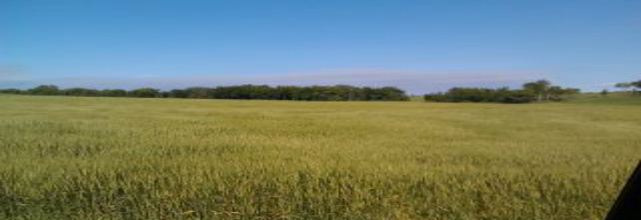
[1,0,640,93]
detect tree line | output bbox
[0,84,410,101]
[615,80,641,95]
[424,80,581,103]
[5,79,637,103]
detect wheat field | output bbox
[1,94,640,220]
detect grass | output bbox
[568,92,641,105]
[1,94,640,220]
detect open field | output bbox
[1,94,641,220]
[569,92,641,105]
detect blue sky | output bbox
[1,0,640,93]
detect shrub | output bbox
[424,87,535,103]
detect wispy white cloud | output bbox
[1,68,545,94]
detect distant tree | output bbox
[128,88,160,98]
[615,82,633,93]
[273,86,299,100]
[616,82,632,88]
[445,87,491,102]
[377,86,410,101]
[9,84,409,101]
[545,86,561,101]
[523,80,551,101]
[159,91,171,98]
[424,87,535,103]
[184,87,214,99]
[28,85,60,95]
[62,87,101,96]
[615,80,641,95]
[424,80,577,104]
[495,89,537,103]
[521,80,578,101]
[601,89,609,97]
[168,89,189,98]
[101,89,128,97]
[564,88,581,95]
[550,87,580,101]
[423,92,447,102]
[0,88,23,94]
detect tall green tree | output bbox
[522,80,579,101]
[128,88,160,98]
[101,89,128,97]
[28,85,60,95]
[615,80,641,95]
[184,87,213,99]
[62,88,101,96]
[523,80,551,101]
[0,88,22,94]
[615,82,633,91]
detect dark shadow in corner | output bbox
[604,160,641,220]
